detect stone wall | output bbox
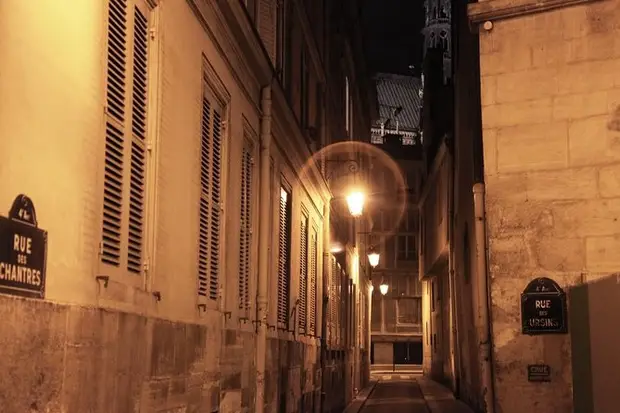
[0,294,220,413]
[0,294,344,413]
[473,0,620,412]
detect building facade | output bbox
[0,1,374,412]
[468,0,620,412]
[420,0,620,412]
[368,74,425,368]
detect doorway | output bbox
[393,341,423,364]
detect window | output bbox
[198,88,224,301]
[397,297,422,325]
[100,0,153,280]
[308,225,318,335]
[298,210,309,332]
[238,140,254,312]
[300,49,310,128]
[397,235,416,261]
[277,185,292,328]
[275,0,287,81]
[283,0,295,92]
[344,76,350,134]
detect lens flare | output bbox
[300,140,408,251]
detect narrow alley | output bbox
[346,375,474,413]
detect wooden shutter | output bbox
[238,141,253,311]
[101,0,150,276]
[277,186,291,328]
[127,3,149,273]
[198,97,211,298]
[329,257,338,344]
[210,109,223,299]
[308,226,317,335]
[298,211,308,332]
[198,90,223,301]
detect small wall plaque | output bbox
[528,364,551,382]
[521,277,568,335]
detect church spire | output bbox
[422,0,451,83]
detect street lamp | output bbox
[367,248,380,268]
[379,282,389,296]
[345,190,365,217]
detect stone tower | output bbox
[422,0,451,84]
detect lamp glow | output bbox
[345,191,365,217]
[367,250,380,268]
[379,283,388,295]
[330,243,344,253]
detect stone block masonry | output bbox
[0,294,335,413]
[473,0,620,412]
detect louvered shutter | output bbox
[298,212,308,333]
[238,142,253,311]
[329,258,338,345]
[101,0,151,275]
[198,97,211,298]
[127,3,149,273]
[308,227,317,335]
[198,92,223,301]
[277,187,291,328]
[210,110,223,299]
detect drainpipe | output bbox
[255,85,272,413]
[447,147,461,393]
[473,183,495,413]
[320,202,330,413]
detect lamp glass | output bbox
[367,251,380,268]
[379,283,388,295]
[345,191,365,217]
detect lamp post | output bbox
[346,190,366,217]
[367,248,380,269]
[379,281,388,296]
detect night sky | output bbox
[360,0,425,76]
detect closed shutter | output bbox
[127,4,148,273]
[298,211,308,332]
[198,91,223,301]
[277,186,291,328]
[308,226,317,335]
[238,141,253,311]
[329,257,338,345]
[101,0,151,276]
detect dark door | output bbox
[370,342,375,364]
[393,341,423,364]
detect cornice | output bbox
[468,0,602,26]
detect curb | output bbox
[342,380,378,413]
